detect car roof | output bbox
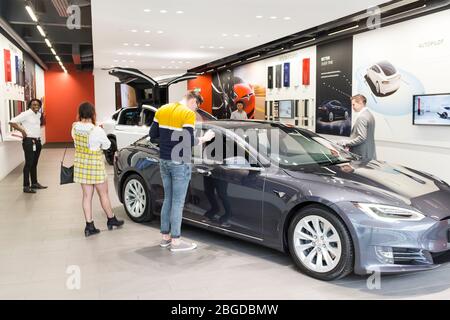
[199,120,312,133]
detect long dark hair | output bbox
[78,102,96,125]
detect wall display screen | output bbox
[283,63,290,87]
[316,37,353,137]
[278,100,295,119]
[275,64,282,88]
[267,66,273,89]
[413,93,450,126]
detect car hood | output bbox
[284,160,450,220]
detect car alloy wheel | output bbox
[293,215,342,273]
[288,205,354,280]
[124,179,147,218]
[443,112,448,119]
[328,112,334,122]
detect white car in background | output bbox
[101,67,215,164]
[439,105,450,119]
[366,61,401,95]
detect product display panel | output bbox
[413,93,450,126]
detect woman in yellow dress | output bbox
[72,102,124,237]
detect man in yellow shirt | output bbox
[149,90,213,252]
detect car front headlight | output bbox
[354,203,425,222]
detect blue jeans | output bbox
[159,159,192,239]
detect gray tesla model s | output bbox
[113,120,450,281]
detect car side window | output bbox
[112,111,119,121]
[118,108,140,126]
[140,109,156,127]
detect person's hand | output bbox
[198,130,215,144]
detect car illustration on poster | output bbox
[113,120,450,281]
[317,100,350,122]
[366,61,402,96]
[439,105,450,119]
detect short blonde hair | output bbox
[351,94,367,105]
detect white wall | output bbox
[0,33,25,181]
[93,68,187,124]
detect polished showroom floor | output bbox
[1,147,450,300]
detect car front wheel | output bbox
[288,205,354,281]
[122,174,153,223]
[443,112,448,119]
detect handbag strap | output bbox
[61,148,68,165]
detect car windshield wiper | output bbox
[317,159,352,166]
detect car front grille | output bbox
[393,248,433,266]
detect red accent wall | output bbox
[188,74,212,114]
[44,64,95,143]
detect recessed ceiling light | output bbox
[245,34,251,38]
[157,30,164,34]
[256,15,263,19]
[233,34,240,37]
[121,60,126,62]
[134,43,140,46]
[199,45,205,49]
[118,53,123,56]
[25,6,38,22]
[283,16,291,20]
[160,9,167,13]
[144,9,151,12]
[145,44,150,47]
[175,66,179,69]
[137,53,142,56]
[131,29,138,33]
[222,33,228,37]
[178,61,183,64]
[209,46,215,49]
[44,38,52,48]
[127,52,132,55]
[176,10,184,14]
[269,16,277,19]
[161,66,166,69]
[51,48,56,55]
[123,43,129,46]
[114,59,118,62]
[219,46,225,49]
[144,30,150,33]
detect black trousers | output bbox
[22,138,42,187]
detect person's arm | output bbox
[9,111,29,138]
[344,117,368,148]
[149,113,160,139]
[97,127,111,150]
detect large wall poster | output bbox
[24,54,36,103]
[275,64,282,88]
[283,63,290,87]
[353,9,450,147]
[316,37,353,136]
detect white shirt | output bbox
[71,122,111,151]
[230,110,248,120]
[10,109,42,138]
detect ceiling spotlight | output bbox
[233,34,240,37]
[256,15,263,19]
[145,44,150,47]
[219,46,224,49]
[209,46,215,49]
[137,53,142,56]
[222,33,228,37]
[199,45,205,49]
[144,9,151,12]
[44,38,52,48]
[25,5,38,22]
[113,59,118,62]
[134,43,140,46]
[55,56,61,62]
[157,30,164,34]
[123,43,129,46]
[176,10,184,14]
[160,9,167,13]
[245,34,251,38]
[131,29,138,33]
[51,48,56,55]
[144,30,150,33]
[36,25,45,37]
[161,66,166,69]
[283,17,291,20]
[269,16,277,20]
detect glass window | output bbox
[141,108,155,127]
[118,108,140,125]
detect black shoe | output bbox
[31,183,48,190]
[23,187,37,194]
[107,216,124,230]
[85,222,100,237]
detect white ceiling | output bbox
[91,0,390,71]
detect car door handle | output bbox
[196,168,212,177]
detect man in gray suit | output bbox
[339,94,377,161]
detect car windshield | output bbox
[243,126,356,168]
[378,61,396,76]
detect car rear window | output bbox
[378,61,396,76]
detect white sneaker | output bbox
[170,240,198,252]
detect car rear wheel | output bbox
[122,174,153,223]
[328,112,334,122]
[104,137,117,165]
[288,205,354,281]
[443,112,448,119]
